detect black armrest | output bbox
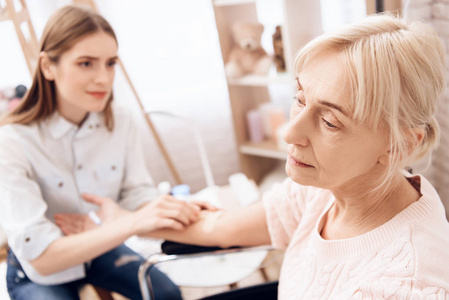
[161,241,240,255]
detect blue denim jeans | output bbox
[6,245,182,300]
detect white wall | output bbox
[95,0,240,191]
[405,0,449,216]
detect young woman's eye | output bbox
[107,60,117,67]
[79,61,91,67]
[322,118,337,129]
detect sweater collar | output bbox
[311,172,445,260]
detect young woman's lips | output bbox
[288,154,314,168]
[87,91,107,99]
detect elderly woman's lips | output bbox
[288,154,314,168]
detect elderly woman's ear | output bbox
[378,127,425,166]
[405,127,426,157]
[410,127,425,147]
[377,151,390,166]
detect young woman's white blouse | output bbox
[0,108,158,285]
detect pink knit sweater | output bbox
[263,174,449,299]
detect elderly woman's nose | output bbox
[283,112,310,146]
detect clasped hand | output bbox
[54,193,217,236]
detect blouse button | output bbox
[25,237,30,242]
[58,182,64,188]
[89,125,93,129]
[95,124,100,128]
[111,165,116,171]
[77,164,82,170]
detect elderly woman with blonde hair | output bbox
[59,14,449,298]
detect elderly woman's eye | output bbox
[293,96,305,106]
[322,118,337,129]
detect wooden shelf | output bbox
[227,72,294,87]
[240,140,287,160]
[212,0,321,181]
[213,0,255,7]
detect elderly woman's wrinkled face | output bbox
[284,50,390,192]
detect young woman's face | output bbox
[48,31,118,124]
[284,51,390,192]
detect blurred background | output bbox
[0,0,447,207]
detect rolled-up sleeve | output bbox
[118,115,159,211]
[0,129,62,260]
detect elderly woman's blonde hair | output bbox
[294,13,446,186]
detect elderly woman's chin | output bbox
[285,163,317,187]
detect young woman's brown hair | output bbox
[1,5,117,130]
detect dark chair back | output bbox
[200,281,278,300]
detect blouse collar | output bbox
[46,111,103,139]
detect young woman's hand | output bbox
[83,193,131,223]
[189,200,220,212]
[54,193,129,235]
[54,212,95,235]
[55,193,216,236]
[132,195,210,235]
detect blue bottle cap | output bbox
[171,184,190,197]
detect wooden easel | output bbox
[0,0,38,74]
[0,0,182,184]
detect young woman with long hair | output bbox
[0,5,202,299]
